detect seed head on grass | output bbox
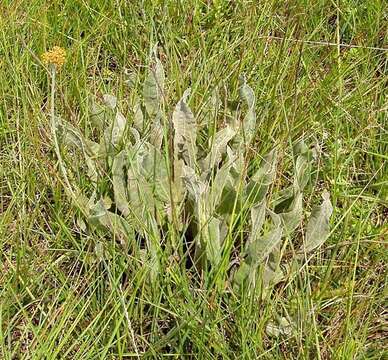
[41,46,66,69]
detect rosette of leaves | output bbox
[54,53,333,293]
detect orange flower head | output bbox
[42,46,66,69]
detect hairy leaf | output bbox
[103,94,117,109]
[205,217,223,267]
[182,165,206,202]
[280,191,303,234]
[57,119,99,182]
[302,190,333,253]
[173,89,197,167]
[111,111,127,146]
[89,97,112,129]
[201,126,236,171]
[246,211,282,263]
[234,211,283,289]
[248,199,266,247]
[238,75,256,144]
[133,102,144,132]
[246,149,277,204]
[262,246,284,289]
[143,56,164,117]
[89,199,132,243]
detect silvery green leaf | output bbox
[245,149,277,205]
[201,126,236,171]
[149,117,163,149]
[126,145,160,222]
[141,144,170,203]
[261,240,284,294]
[181,165,206,202]
[239,75,256,144]
[246,211,282,263]
[294,152,311,191]
[102,195,113,209]
[173,89,197,167]
[234,211,283,289]
[226,146,244,185]
[76,216,87,232]
[248,199,266,246]
[89,97,114,129]
[57,119,86,151]
[233,262,251,288]
[112,111,127,145]
[105,111,127,148]
[210,86,222,110]
[143,57,164,117]
[216,149,244,216]
[216,186,240,217]
[302,190,333,253]
[205,217,223,267]
[94,242,104,262]
[199,86,221,128]
[245,181,268,207]
[124,70,137,89]
[266,317,293,337]
[103,94,117,109]
[85,139,101,157]
[133,102,144,132]
[209,158,234,213]
[280,191,303,234]
[130,127,141,144]
[112,150,129,217]
[293,140,313,191]
[273,186,294,213]
[293,139,308,156]
[89,199,132,243]
[165,159,186,215]
[57,119,99,182]
[252,149,277,185]
[262,250,284,289]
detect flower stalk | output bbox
[44,48,87,216]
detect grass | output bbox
[0,0,387,358]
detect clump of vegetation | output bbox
[52,51,333,301]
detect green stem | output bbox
[49,65,87,216]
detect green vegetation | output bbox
[0,1,386,358]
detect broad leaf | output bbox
[57,119,99,182]
[238,75,256,144]
[246,149,277,204]
[234,211,283,289]
[205,217,225,267]
[111,111,127,147]
[143,56,164,117]
[89,199,132,243]
[201,126,235,171]
[280,191,303,234]
[248,199,266,246]
[133,102,144,132]
[246,211,282,263]
[173,89,197,167]
[181,165,206,202]
[302,190,333,253]
[89,97,113,129]
[209,157,234,214]
[103,94,117,109]
[262,246,284,289]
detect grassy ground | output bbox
[0,1,387,359]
